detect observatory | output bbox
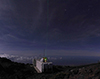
[33,57,53,73]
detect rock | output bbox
[77,75,84,79]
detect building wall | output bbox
[33,59,36,66]
[42,62,53,72]
[36,60,42,72]
[35,59,53,73]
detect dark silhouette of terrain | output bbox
[0,57,100,79]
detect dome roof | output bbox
[40,57,49,62]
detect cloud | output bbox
[0,0,44,35]
[0,53,34,63]
[0,0,14,16]
[0,0,53,43]
[0,53,9,58]
[0,0,100,51]
[0,53,58,64]
[0,33,39,50]
[0,49,99,64]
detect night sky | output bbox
[0,0,100,57]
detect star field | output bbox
[0,0,100,57]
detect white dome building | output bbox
[33,57,53,73]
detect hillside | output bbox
[0,57,100,79]
[51,63,100,79]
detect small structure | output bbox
[33,57,53,73]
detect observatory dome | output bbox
[40,57,49,62]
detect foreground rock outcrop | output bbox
[0,57,37,79]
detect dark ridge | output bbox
[0,57,100,79]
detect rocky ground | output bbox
[50,63,100,79]
[0,57,100,79]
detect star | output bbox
[64,9,67,12]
